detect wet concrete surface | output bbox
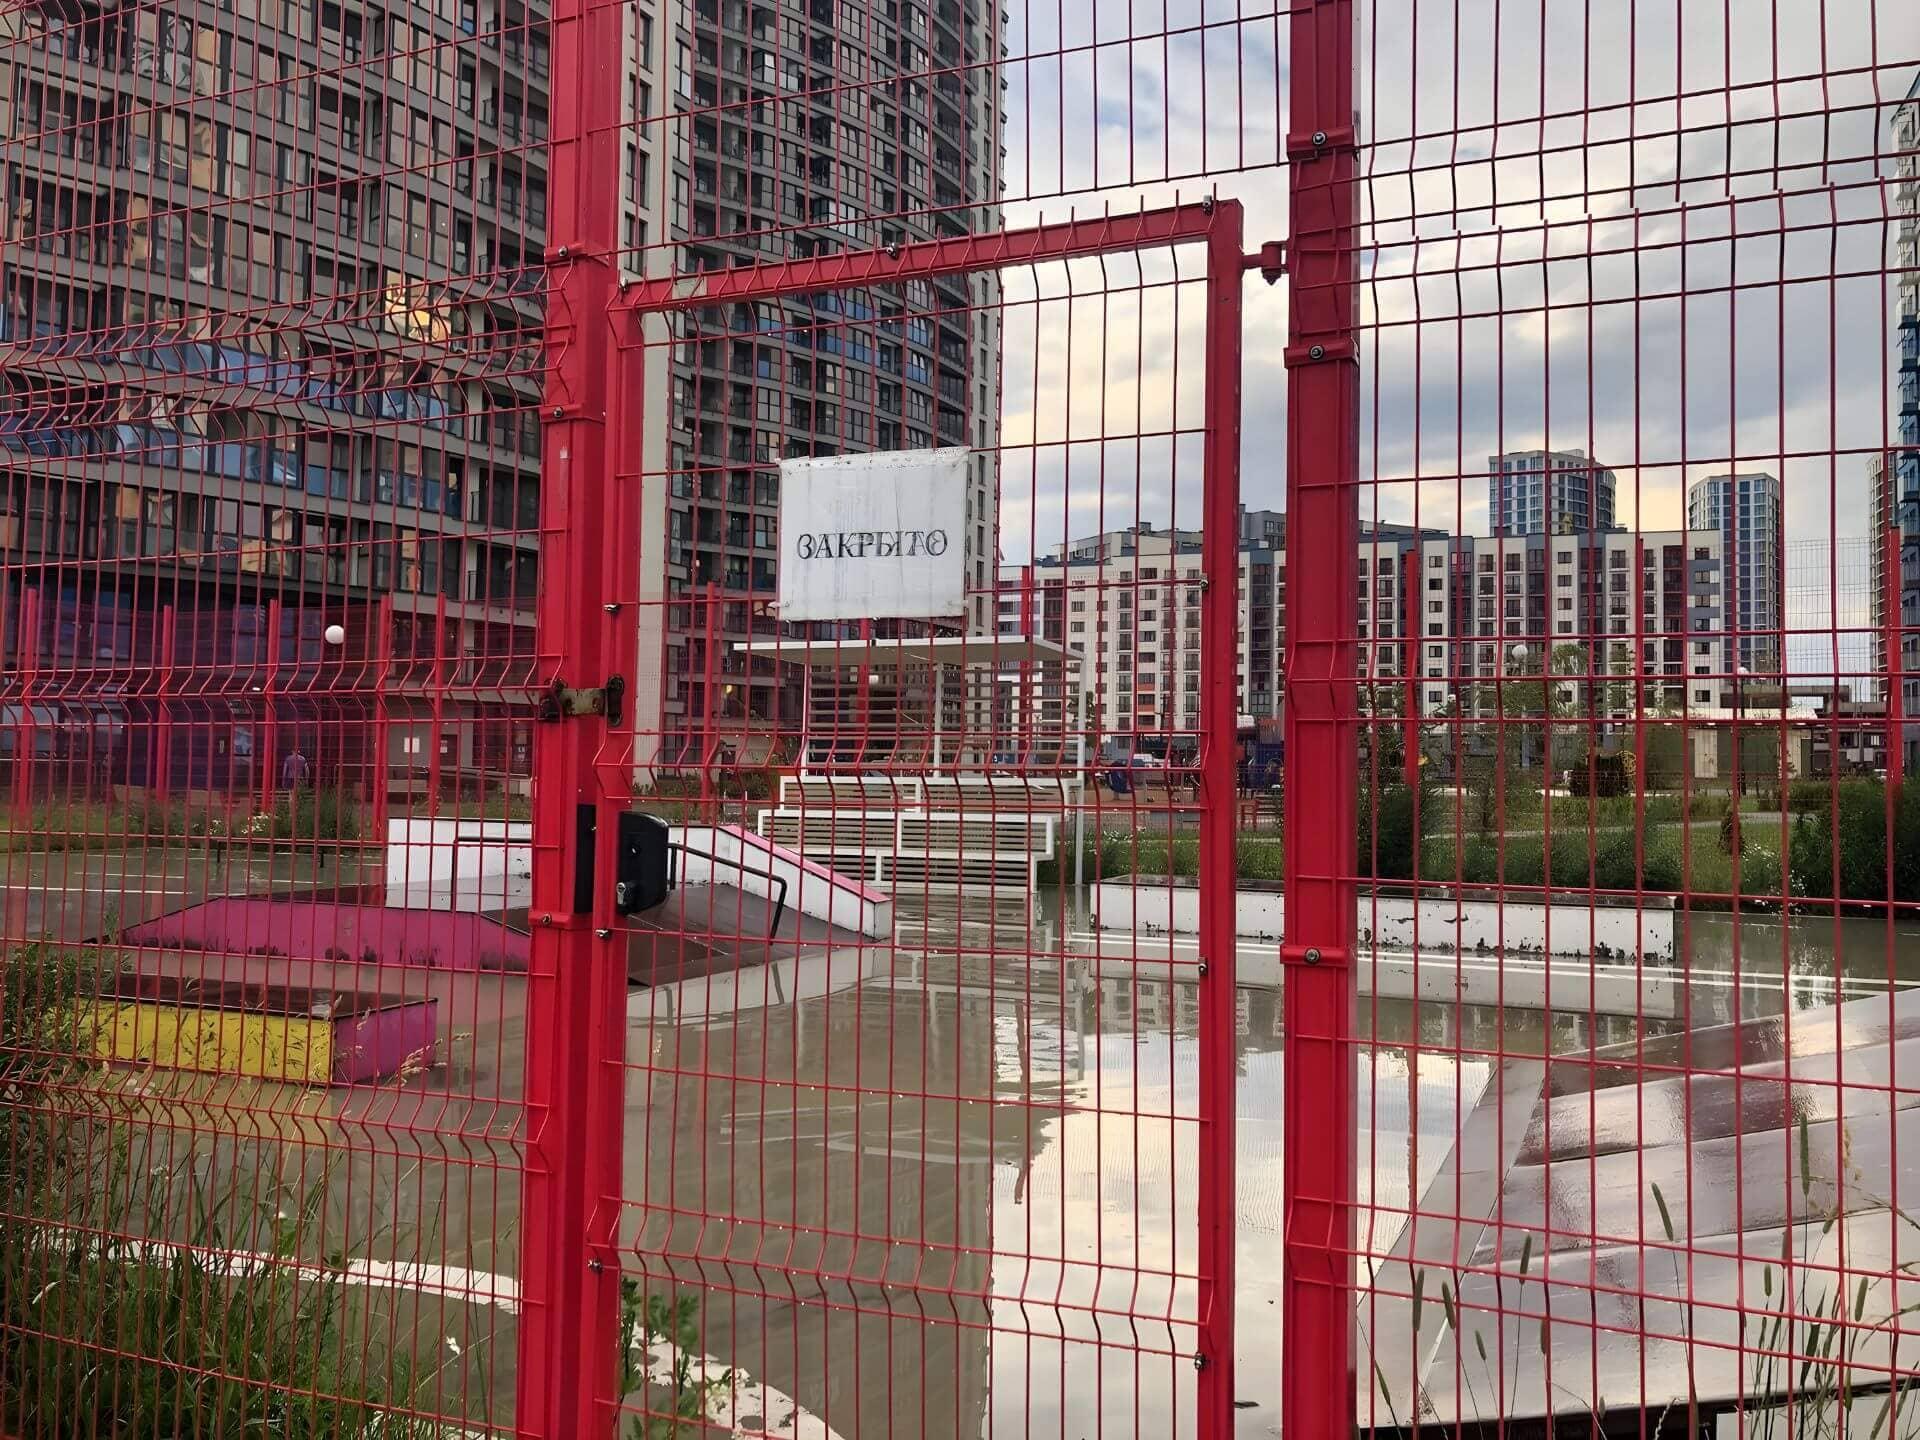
[1370,988,1920,1432]
[1,844,383,939]
[9,863,1920,1435]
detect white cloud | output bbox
[983,0,1919,583]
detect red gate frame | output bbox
[529,5,1279,1433]
[608,197,1250,1438]
[522,141,1256,1437]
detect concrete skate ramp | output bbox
[1367,986,1920,1434]
[622,881,830,978]
[121,885,529,971]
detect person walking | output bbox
[280,747,310,793]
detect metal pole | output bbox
[428,592,447,816]
[1196,199,1245,1438]
[1281,1,1359,1438]
[260,597,283,815]
[1074,655,1087,893]
[13,588,38,813]
[372,594,393,837]
[1401,546,1419,787]
[517,0,630,1425]
[932,663,945,770]
[701,579,719,802]
[1889,523,1906,787]
[154,604,176,798]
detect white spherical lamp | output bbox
[324,623,347,647]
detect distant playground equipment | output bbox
[733,634,1086,892]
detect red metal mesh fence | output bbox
[4,0,1919,1437]
[0,0,544,1430]
[601,203,1246,1438]
[1348,8,1920,1440]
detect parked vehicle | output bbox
[0,703,69,758]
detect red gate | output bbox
[519,178,1257,1426]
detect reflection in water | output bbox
[626,961,1503,1435]
[621,895,1920,1438]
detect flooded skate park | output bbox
[14,827,1917,1436]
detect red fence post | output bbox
[1198,200,1246,1437]
[1281,2,1360,1439]
[518,0,631,1428]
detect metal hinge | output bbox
[1243,241,1286,284]
[538,675,626,726]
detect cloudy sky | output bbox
[983,0,1920,602]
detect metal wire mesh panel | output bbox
[601,205,1246,1438]
[1343,7,1920,1440]
[0,0,544,1429]
[13,0,1911,1435]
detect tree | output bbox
[1463,642,1588,790]
[1572,747,1634,799]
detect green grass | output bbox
[618,1283,733,1438]
[1055,814,1805,910]
[0,944,480,1436]
[1042,830,1283,885]
[1,791,368,853]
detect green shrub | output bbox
[271,786,362,842]
[1641,725,1688,790]
[1787,779,1920,903]
[1636,831,1686,892]
[1361,782,1426,880]
[1239,836,1286,883]
[1570,748,1634,799]
[1784,779,1835,813]
[1725,839,1787,900]
[714,765,777,801]
[1433,825,1684,895]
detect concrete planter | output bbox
[1092,879,1674,961]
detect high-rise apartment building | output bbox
[1873,71,1920,769]
[1408,529,1726,718]
[0,0,1000,787]
[1686,472,1785,675]
[1488,448,1617,536]
[659,0,1006,762]
[0,0,607,793]
[1000,516,1728,745]
[996,513,1444,738]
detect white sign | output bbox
[774,448,969,621]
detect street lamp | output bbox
[1734,664,1751,797]
[1508,644,1533,773]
